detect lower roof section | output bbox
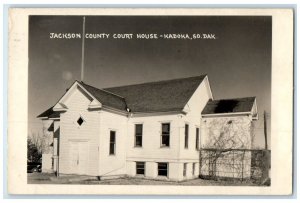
[201,97,257,118]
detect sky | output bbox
[29,15,271,148]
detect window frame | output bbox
[161,123,170,148]
[134,124,143,147]
[136,161,145,175]
[184,124,189,149]
[109,130,116,155]
[196,127,200,150]
[192,163,196,176]
[157,162,168,177]
[183,163,187,177]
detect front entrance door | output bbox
[69,141,89,175]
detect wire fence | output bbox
[200,149,271,185]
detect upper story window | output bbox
[184,124,189,148]
[109,131,116,155]
[196,127,200,150]
[161,123,170,147]
[135,124,143,147]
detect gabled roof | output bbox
[202,97,256,115]
[37,75,207,118]
[79,82,127,111]
[104,75,206,113]
[37,106,60,118]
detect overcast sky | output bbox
[29,15,271,148]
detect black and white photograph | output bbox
[7,8,293,195]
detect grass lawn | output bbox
[28,173,263,186]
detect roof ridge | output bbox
[104,75,207,90]
[80,81,126,100]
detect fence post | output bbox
[241,150,245,182]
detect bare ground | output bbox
[28,173,263,186]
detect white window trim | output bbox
[183,163,187,177]
[195,126,200,150]
[136,161,146,176]
[157,162,169,178]
[184,123,189,149]
[134,123,143,148]
[160,122,171,148]
[109,130,117,156]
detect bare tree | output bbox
[28,131,48,155]
[27,132,44,163]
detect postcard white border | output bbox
[7,8,293,195]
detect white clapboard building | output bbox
[37,75,258,181]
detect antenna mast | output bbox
[81,16,86,82]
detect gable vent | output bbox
[77,116,84,126]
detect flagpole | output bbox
[81,16,86,82]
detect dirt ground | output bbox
[28,172,262,186]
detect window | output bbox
[136,162,145,175]
[109,131,116,155]
[135,124,143,147]
[158,162,168,177]
[196,127,199,150]
[77,116,84,126]
[51,157,54,169]
[184,124,189,148]
[193,163,196,175]
[183,163,187,177]
[161,123,170,147]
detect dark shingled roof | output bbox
[104,75,206,113]
[37,75,207,118]
[202,97,256,115]
[37,106,60,118]
[80,82,127,111]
